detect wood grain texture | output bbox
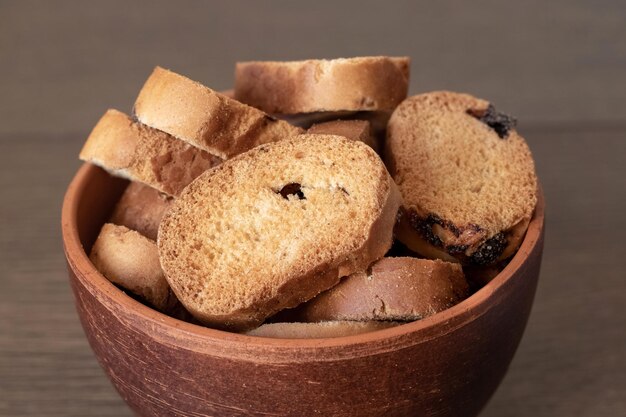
[1,0,626,136]
[1,127,625,416]
[1,1,625,414]
[0,125,626,417]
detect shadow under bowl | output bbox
[62,163,545,417]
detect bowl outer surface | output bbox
[63,164,545,417]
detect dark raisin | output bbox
[425,213,444,226]
[407,211,444,247]
[446,244,468,255]
[447,222,461,237]
[278,183,305,200]
[470,233,507,265]
[467,104,517,139]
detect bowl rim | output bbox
[62,163,545,352]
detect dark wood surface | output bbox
[2,126,624,416]
[1,1,625,416]
[2,0,626,136]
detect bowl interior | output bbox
[62,163,545,350]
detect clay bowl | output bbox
[62,163,545,417]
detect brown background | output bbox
[1,1,625,416]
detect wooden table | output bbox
[1,1,625,416]
[2,126,624,416]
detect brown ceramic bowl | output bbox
[62,163,545,417]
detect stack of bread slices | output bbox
[81,56,537,338]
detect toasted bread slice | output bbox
[109,182,173,240]
[234,56,410,113]
[280,111,391,148]
[246,321,400,339]
[79,109,222,196]
[90,223,173,311]
[277,111,361,128]
[133,67,304,159]
[158,135,402,331]
[308,119,379,152]
[275,110,390,133]
[386,91,537,265]
[277,257,468,322]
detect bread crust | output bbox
[158,135,401,331]
[277,257,468,322]
[246,321,400,339]
[89,224,173,311]
[134,67,303,159]
[109,182,173,240]
[234,57,410,113]
[308,119,379,152]
[386,91,537,265]
[80,109,221,196]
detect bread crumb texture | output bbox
[80,109,221,196]
[158,134,400,329]
[386,91,537,239]
[134,67,303,159]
